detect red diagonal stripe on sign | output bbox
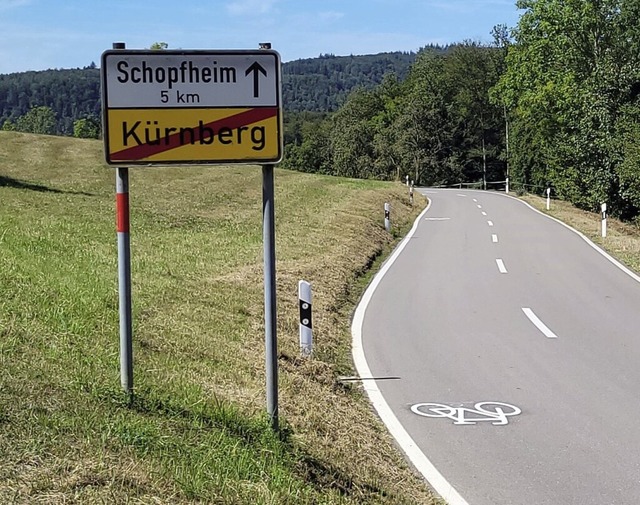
[110,107,278,161]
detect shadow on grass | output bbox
[104,387,387,500]
[109,387,293,447]
[0,175,96,196]
[296,451,389,500]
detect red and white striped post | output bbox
[116,166,133,395]
[113,42,133,396]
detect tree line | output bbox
[283,40,507,190]
[496,0,640,219]
[0,66,101,136]
[285,0,640,221]
[0,51,421,138]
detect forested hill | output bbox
[0,51,419,135]
[283,52,417,111]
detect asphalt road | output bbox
[355,189,640,505]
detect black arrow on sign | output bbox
[245,61,267,98]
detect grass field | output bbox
[0,131,439,504]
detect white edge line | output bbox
[502,193,640,285]
[351,198,470,505]
[496,259,508,274]
[522,308,558,339]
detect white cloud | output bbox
[318,11,344,22]
[0,0,30,10]
[226,0,278,16]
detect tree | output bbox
[15,106,57,135]
[444,42,505,188]
[1,119,16,131]
[329,88,383,178]
[392,51,453,186]
[496,0,640,214]
[73,117,101,139]
[150,42,168,50]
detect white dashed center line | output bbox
[496,259,508,274]
[522,308,558,339]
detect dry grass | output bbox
[0,131,437,504]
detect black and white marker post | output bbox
[112,42,134,397]
[298,281,313,356]
[384,203,391,232]
[602,202,608,238]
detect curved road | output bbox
[354,189,640,505]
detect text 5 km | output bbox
[160,90,201,104]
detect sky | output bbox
[0,0,522,74]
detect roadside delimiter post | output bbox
[384,203,390,232]
[298,280,312,356]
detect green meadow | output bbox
[0,131,438,504]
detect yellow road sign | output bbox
[101,50,282,165]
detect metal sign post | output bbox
[262,163,278,431]
[111,42,134,397]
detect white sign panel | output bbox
[102,50,280,108]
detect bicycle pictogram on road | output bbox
[410,402,522,425]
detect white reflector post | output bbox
[384,202,391,232]
[299,280,312,357]
[546,187,551,211]
[602,202,607,238]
